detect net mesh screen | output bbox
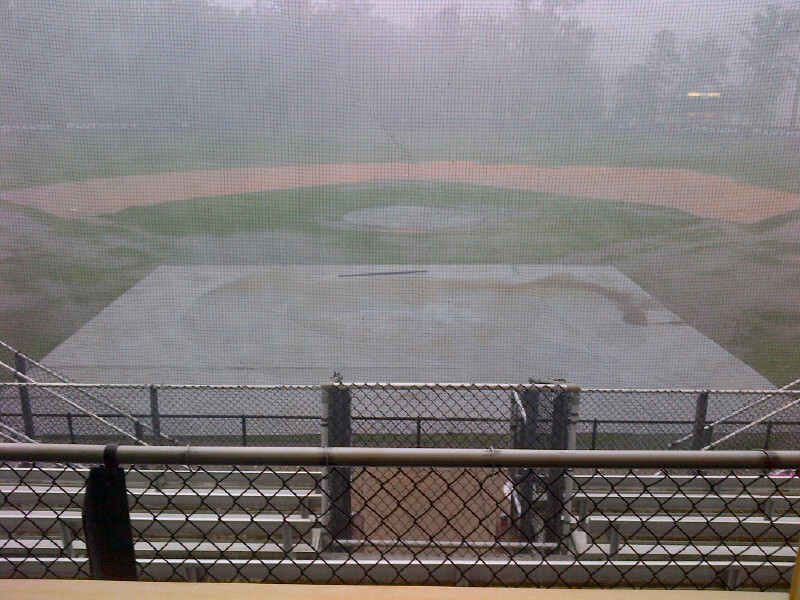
[0,2,799,423]
[2,458,799,589]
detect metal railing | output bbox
[0,343,179,446]
[2,381,799,450]
[1,443,800,589]
[671,378,800,450]
[3,411,792,450]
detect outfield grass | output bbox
[3,128,799,192]
[0,129,407,189]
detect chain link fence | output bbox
[576,388,800,451]
[1,375,799,450]
[1,445,799,588]
[2,343,798,451]
[0,342,171,445]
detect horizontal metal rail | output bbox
[584,388,795,394]
[0,343,178,444]
[1,382,792,394]
[0,412,319,421]
[706,394,800,450]
[2,411,787,428]
[3,443,800,469]
[0,422,37,443]
[0,382,320,390]
[673,379,800,447]
[0,360,145,445]
[0,381,581,391]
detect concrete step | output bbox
[585,513,800,541]
[0,555,792,587]
[1,484,321,513]
[573,490,799,516]
[0,467,322,489]
[0,537,318,559]
[0,509,317,539]
[574,473,800,494]
[577,539,797,561]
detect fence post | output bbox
[591,419,599,450]
[415,417,422,448]
[82,446,137,580]
[542,387,577,548]
[134,421,144,444]
[320,385,331,535]
[692,391,710,450]
[790,535,800,600]
[241,416,248,447]
[563,388,580,501]
[14,352,35,439]
[322,382,352,547]
[512,387,540,544]
[67,414,75,444]
[149,385,161,444]
[764,421,773,450]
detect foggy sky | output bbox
[378,0,784,78]
[3,0,798,128]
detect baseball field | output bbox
[1,127,798,385]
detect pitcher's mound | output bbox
[342,205,480,233]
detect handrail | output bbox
[2,443,800,469]
[0,342,178,443]
[0,381,793,394]
[671,378,800,447]
[0,358,146,445]
[0,381,579,391]
[706,393,800,450]
[0,410,786,427]
[0,422,37,443]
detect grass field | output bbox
[2,177,799,385]
[3,128,800,192]
[1,129,799,386]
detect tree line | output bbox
[1,1,798,131]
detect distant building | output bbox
[683,91,726,124]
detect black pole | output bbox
[14,353,34,439]
[82,445,137,580]
[149,386,161,444]
[764,421,773,451]
[542,389,570,546]
[591,419,599,450]
[326,384,352,544]
[692,391,710,450]
[67,414,75,444]
[241,416,247,447]
[513,388,540,544]
[415,417,422,448]
[134,421,144,444]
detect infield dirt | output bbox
[3,161,799,223]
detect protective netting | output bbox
[0,1,798,395]
[2,456,800,589]
[2,379,800,451]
